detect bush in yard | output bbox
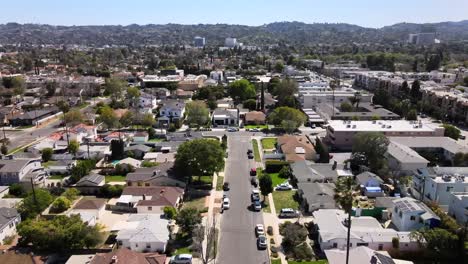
[278,165,292,179]
[270,238,275,245]
[41,148,53,162]
[271,252,279,258]
[50,196,71,213]
[267,226,274,236]
[293,243,314,260]
[280,222,309,258]
[163,206,177,219]
[63,188,79,201]
[265,160,290,173]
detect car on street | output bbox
[251,177,258,187]
[275,182,293,191]
[460,135,466,140]
[253,200,262,211]
[255,224,265,236]
[311,124,316,129]
[250,128,260,132]
[223,182,230,191]
[250,168,257,176]
[279,208,300,218]
[251,189,260,202]
[227,127,238,132]
[247,149,253,154]
[223,197,230,209]
[247,153,254,159]
[170,254,193,264]
[257,235,267,249]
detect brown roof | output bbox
[245,111,266,122]
[277,135,316,162]
[91,248,166,264]
[73,198,107,210]
[123,186,184,207]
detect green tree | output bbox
[17,215,103,251]
[127,86,141,106]
[410,80,421,102]
[242,99,257,111]
[163,206,177,219]
[63,188,79,201]
[259,173,273,201]
[8,183,25,197]
[41,148,54,162]
[406,109,418,121]
[50,196,72,213]
[279,222,310,259]
[104,78,126,102]
[401,81,410,96]
[228,79,256,103]
[68,139,80,157]
[278,166,292,179]
[272,79,298,107]
[186,101,210,128]
[274,62,284,73]
[57,100,70,113]
[315,137,330,163]
[98,105,119,128]
[174,139,225,180]
[340,102,353,112]
[176,207,202,235]
[70,160,96,182]
[268,107,307,133]
[410,228,458,253]
[63,109,83,126]
[443,124,461,140]
[45,81,57,96]
[12,76,26,98]
[119,111,134,127]
[351,132,389,172]
[141,113,156,127]
[18,189,54,219]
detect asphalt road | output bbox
[217,134,269,264]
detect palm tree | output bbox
[334,176,358,264]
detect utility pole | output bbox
[30,177,38,214]
[260,81,265,111]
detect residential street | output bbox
[217,134,269,264]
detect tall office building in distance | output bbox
[194,36,206,47]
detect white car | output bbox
[170,254,193,264]
[255,224,265,236]
[223,197,231,209]
[275,182,293,191]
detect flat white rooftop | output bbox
[329,120,441,133]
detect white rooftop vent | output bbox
[295,147,306,154]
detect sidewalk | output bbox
[263,193,287,264]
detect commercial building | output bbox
[326,120,444,150]
[193,36,206,47]
[224,37,237,48]
[408,33,436,45]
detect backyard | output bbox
[105,175,126,182]
[272,190,300,212]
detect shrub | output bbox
[63,188,79,201]
[270,245,278,253]
[278,165,292,179]
[3,235,15,245]
[163,206,177,219]
[265,160,290,173]
[267,226,274,236]
[271,252,279,258]
[142,160,159,167]
[270,238,275,245]
[50,197,71,213]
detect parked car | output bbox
[257,235,267,249]
[253,200,262,211]
[227,127,238,132]
[311,124,316,129]
[279,208,299,218]
[250,128,260,132]
[250,168,257,176]
[223,197,231,209]
[247,149,253,154]
[275,182,293,191]
[247,153,254,159]
[251,189,260,202]
[170,254,193,264]
[460,135,466,140]
[251,177,258,187]
[223,182,230,191]
[255,224,265,236]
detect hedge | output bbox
[265,160,290,173]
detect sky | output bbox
[2,0,468,28]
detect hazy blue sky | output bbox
[2,0,468,28]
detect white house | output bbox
[448,192,468,225]
[212,108,238,127]
[68,198,107,226]
[0,157,45,186]
[413,167,468,210]
[115,214,170,252]
[158,100,186,124]
[391,197,440,231]
[0,207,21,244]
[139,92,157,109]
[325,246,414,264]
[313,209,419,252]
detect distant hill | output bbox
[0,20,467,46]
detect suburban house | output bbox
[277,135,317,162]
[89,248,166,264]
[0,106,22,125]
[158,99,185,125]
[313,209,419,252]
[448,192,468,225]
[325,246,414,264]
[8,107,60,127]
[67,198,107,226]
[212,108,238,127]
[114,186,184,213]
[290,160,353,184]
[126,144,152,159]
[74,174,105,194]
[244,111,266,125]
[133,131,149,143]
[0,207,21,245]
[356,171,385,197]
[126,163,185,187]
[115,214,170,253]
[297,182,336,213]
[0,157,46,187]
[139,92,157,109]
[117,157,142,168]
[413,167,468,209]
[391,197,440,231]
[45,159,76,175]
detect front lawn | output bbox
[245,124,268,129]
[271,259,281,264]
[252,139,261,162]
[192,175,213,184]
[105,175,126,182]
[174,247,191,255]
[182,196,208,212]
[261,138,277,149]
[216,176,224,191]
[288,261,328,264]
[148,138,164,142]
[269,172,287,187]
[272,190,300,212]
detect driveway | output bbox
[217,134,269,264]
[98,209,130,231]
